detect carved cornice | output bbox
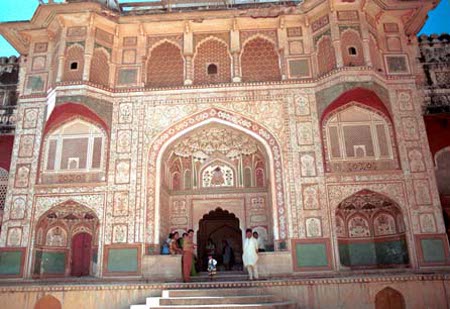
[0,272,450,292]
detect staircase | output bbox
[131,288,296,308]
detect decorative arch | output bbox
[375,287,406,309]
[317,35,336,76]
[146,41,184,87]
[89,48,110,87]
[40,103,109,183]
[340,29,365,67]
[320,88,399,173]
[44,103,109,135]
[320,88,392,122]
[147,108,286,244]
[62,44,84,82]
[240,36,281,82]
[193,37,232,85]
[200,159,236,188]
[33,200,100,278]
[335,189,409,269]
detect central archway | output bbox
[147,108,287,247]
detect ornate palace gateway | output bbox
[0,0,449,308]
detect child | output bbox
[207,254,217,280]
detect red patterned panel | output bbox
[89,49,110,87]
[193,39,231,85]
[147,42,184,87]
[62,45,84,82]
[317,36,336,76]
[241,37,281,82]
[341,30,365,67]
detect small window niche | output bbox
[348,47,357,56]
[207,63,218,75]
[70,62,79,70]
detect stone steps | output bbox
[130,288,296,309]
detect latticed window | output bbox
[202,163,234,187]
[326,106,393,161]
[44,120,105,172]
[0,168,8,210]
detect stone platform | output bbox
[1,272,450,308]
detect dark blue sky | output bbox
[0,0,449,56]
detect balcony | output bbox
[0,106,17,134]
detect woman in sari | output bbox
[182,232,194,282]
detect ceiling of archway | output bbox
[170,124,259,161]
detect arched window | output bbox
[44,120,105,172]
[0,168,8,211]
[325,105,393,161]
[202,163,234,188]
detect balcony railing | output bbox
[0,106,17,133]
[424,91,450,115]
[120,0,301,13]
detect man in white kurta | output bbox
[243,229,259,280]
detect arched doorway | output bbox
[148,109,288,247]
[33,201,99,278]
[375,287,405,309]
[157,121,275,255]
[71,232,93,276]
[197,208,242,271]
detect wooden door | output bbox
[71,232,92,276]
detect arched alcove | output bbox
[33,201,99,278]
[157,121,275,257]
[336,190,409,269]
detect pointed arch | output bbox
[146,41,184,87]
[89,47,110,87]
[320,88,398,173]
[147,108,286,244]
[340,29,365,67]
[193,37,231,84]
[317,35,336,76]
[63,44,84,82]
[336,189,409,269]
[240,36,281,82]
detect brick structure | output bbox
[0,0,447,307]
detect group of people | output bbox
[165,228,265,282]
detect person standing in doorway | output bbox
[243,228,259,280]
[253,231,266,252]
[182,232,194,282]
